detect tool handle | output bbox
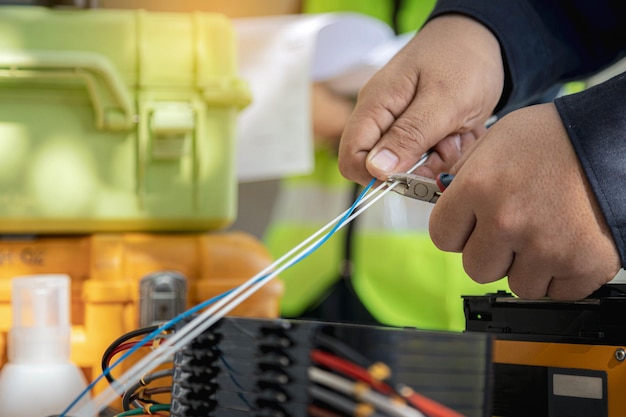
[436,173,455,191]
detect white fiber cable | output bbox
[71,153,430,416]
[75,191,383,416]
[75,190,377,414]
[309,367,426,417]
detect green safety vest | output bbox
[264,0,510,332]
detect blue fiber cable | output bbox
[59,290,231,416]
[291,179,374,259]
[60,178,374,417]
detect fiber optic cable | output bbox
[311,348,465,417]
[59,290,231,417]
[112,404,169,417]
[312,350,392,395]
[308,385,383,417]
[121,369,173,411]
[100,325,159,386]
[67,152,430,417]
[67,179,377,417]
[309,367,426,417]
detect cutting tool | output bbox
[387,172,454,203]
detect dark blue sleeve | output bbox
[429,0,626,113]
[427,0,626,266]
[555,75,626,266]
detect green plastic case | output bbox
[0,7,250,233]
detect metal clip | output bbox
[387,173,442,203]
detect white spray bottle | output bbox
[0,274,95,417]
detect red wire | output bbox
[109,341,152,360]
[104,340,158,372]
[404,391,465,417]
[311,350,392,394]
[310,349,465,417]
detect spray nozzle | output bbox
[9,274,71,364]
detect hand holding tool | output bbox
[387,173,454,203]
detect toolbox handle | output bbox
[0,50,134,131]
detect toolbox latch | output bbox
[149,102,196,160]
[139,271,187,327]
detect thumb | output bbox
[365,93,466,180]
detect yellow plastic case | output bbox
[0,232,283,395]
[0,7,250,233]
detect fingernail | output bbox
[370,148,399,172]
[453,134,461,152]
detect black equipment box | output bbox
[464,285,626,417]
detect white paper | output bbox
[321,31,415,96]
[233,13,406,182]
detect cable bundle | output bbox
[164,316,478,417]
[100,326,172,417]
[309,333,466,417]
[94,316,486,416]
[59,154,430,417]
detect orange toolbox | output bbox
[0,232,283,390]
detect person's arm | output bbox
[311,83,354,149]
[554,73,626,270]
[425,1,626,299]
[337,0,626,300]
[338,0,626,186]
[433,0,626,269]
[430,0,626,114]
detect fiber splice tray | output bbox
[0,6,250,233]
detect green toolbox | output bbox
[0,6,250,233]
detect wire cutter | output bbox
[387,173,454,203]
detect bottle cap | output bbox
[8,274,71,363]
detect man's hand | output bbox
[338,14,504,185]
[430,103,621,300]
